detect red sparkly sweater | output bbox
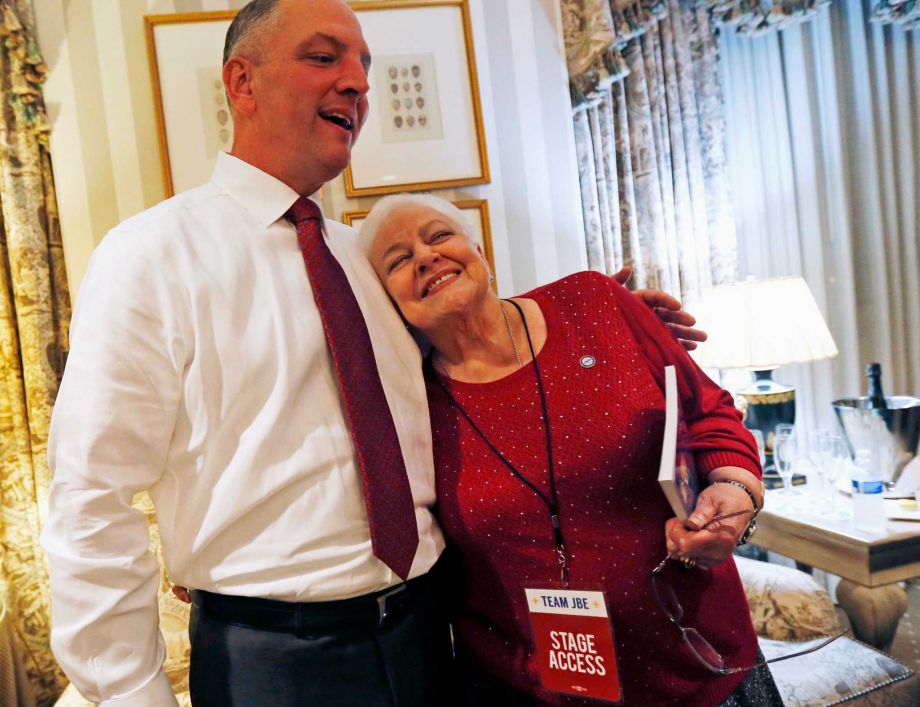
[425,272,762,707]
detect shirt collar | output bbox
[209,152,323,228]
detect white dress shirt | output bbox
[41,153,445,706]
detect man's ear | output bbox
[224,57,256,115]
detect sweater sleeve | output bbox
[598,275,761,480]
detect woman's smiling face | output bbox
[368,205,492,333]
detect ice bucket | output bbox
[832,396,920,486]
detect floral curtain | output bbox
[563,0,833,109]
[562,0,637,105]
[563,0,835,297]
[869,0,920,27]
[571,0,738,296]
[707,0,830,34]
[720,0,920,429]
[0,0,71,702]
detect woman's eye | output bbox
[388,255,410,272]
[431,231,451,241]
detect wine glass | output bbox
[823,434,849,518]
[751,429,766,469]
[808,428,831,504]
[770,423,795,476]
[774,430,798,496]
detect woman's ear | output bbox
[475,243,495,288]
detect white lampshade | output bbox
[693,277,838,370]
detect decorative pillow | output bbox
[735,555,842,640]
[146,506,191,695]
[761,636,915,706]
[132,492,192,696]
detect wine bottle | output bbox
[866,362,888,410]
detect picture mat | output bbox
[350,5,482,189]
[376,53,444,143]
[152,19,232,194]
[197,67,234,156]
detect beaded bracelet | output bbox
[710,479,760,546]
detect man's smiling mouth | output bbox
[320,112,354,130]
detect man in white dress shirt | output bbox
[41,0,704,705]
[43,1,451,705]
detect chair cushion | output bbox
[761,635,916,706]
[735,555,842,640]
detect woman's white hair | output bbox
[356,193,477,257]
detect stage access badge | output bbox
[525,587,622,703]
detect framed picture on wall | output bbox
[342,198,495,286]
[344,0,490,197]
[145,11,235,197]
[145,2,489,198]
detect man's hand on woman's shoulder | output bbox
[611,266,708,351]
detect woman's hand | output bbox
[665,482,755,568]
[611,267,707,351]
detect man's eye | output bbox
[308,54,335,64]
[431,231,451,241]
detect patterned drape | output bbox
[563,0,832,109]
[0,0,71,702]
[563,0,840,297]
[705,0,830,34]
[720,0,920,428]
[561,0,638,105]
[869,0,920,28]
[571,0,737,296]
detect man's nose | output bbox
[337,56,370,96]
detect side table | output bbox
[751,490,920,649]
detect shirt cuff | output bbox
[696,451,762,480]
[98,670,178,707]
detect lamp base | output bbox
[739,369,796,483]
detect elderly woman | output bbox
[359,194,783,707]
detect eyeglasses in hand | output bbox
[650,554,847,675]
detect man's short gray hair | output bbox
[357,193,477,257]
[223,0,281,64]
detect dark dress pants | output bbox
[188,579,454,707]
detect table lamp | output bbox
[693,277,839,472]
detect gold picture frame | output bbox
[145,11,237,197]
[145,1,489,198]
[343,0,490,197]
[342,198,495,287]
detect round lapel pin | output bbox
[579,355,596,369]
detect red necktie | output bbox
[286,197,419,580]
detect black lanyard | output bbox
[428,299,569,585]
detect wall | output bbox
[33,0,587,299]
